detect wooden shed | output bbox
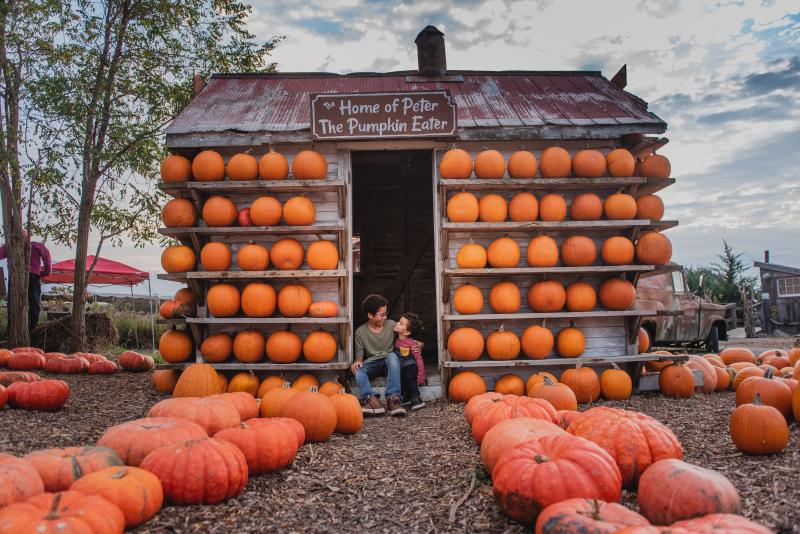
[755,257,800,335]
[157,26,679,397]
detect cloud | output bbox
[741,55,800,95]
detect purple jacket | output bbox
[0,242,52,277]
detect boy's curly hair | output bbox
[362,294,388,316]
[401,312,423,339]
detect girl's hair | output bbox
[362,294,388,316]
[400,312,423,338]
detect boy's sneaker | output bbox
[386,395,407,416]
[410,395,426,411]
[400,396,411,406]
[361,396,385,415]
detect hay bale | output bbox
[31,312,117,353]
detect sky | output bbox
[33,0,800,297]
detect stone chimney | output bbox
[415,26,446,77]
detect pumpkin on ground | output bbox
[0,453,44,508]
[318,380,344,396]
[45,355,89,374]
[160,154,191,182]
[446,192,480,222]
[119,351,154,372]
[0,491,125,534]
[560,364,601,403]
[88,360,119,375]
[97,417,208,467]
[259,149,289,180]
[527,376,578,411]
[492,434,622,524]
[670,514,772,533]
[0,371,41,386]
[24,446,123,492]
[281,387,338,442]
[209,392,260,420]
[507,150,537,178]
[480,417,565,474]
[6,352,46,370]
[684,355,717,394]
[637,459,741,525]
[659,363,694,398]
[439,148,472,179]
[447,327,484,361]
[525,372,557,395]
[567,406,683,487]
[474,149,506,179]
[329,390,363,434]
[292,150,328,180]
[172,363,221,397]
[449,372,487,402]
[139,437,248,505]
[540,147,571,178]
[7,379,69,411]
[471,396,558,443]
[249,417,306,447]
[291,373,320,391]
[535,498,649,534]
[464,391,504,425]
[147,397,240,435]
[720,347,756,365]
[214,418,299,473]
[729,393,789,454]
[70,466,164,528]
[260,383,299,417]
[600,363,633,400]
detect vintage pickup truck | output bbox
[636,271,729,352]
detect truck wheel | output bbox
[706,325,719,353]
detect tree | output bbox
[30,0,280,350]
[712,240,757,304]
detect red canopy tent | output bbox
[43,255,154,348]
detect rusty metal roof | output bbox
[165,71,666,138]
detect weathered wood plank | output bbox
[442,353,687,368]
[158,270,347,282]
[159,222,345,237]
[444,265,656,277]
[443,310,656,321]
[439,177,645,190]
[186,317,347,324]
[442,220,678,232]
[156,362,351,371]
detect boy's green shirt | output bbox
[354,319,396,362]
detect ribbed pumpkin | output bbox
[0,454,44,508]
[570,192,603,221]
[226,152,258,181]
[528,375,578,410]
[159,329,193,363]
[213,419,298,474]
[260,383,298,417]
[474,149,506,179]
[508,192,538,221]
[291,373,320,391]
[540,147,571,178]
[471,396,559,444]
[539,193,567,221]
[720,347,756,365]
[308,301,339,318]
[236,243,268,271]
[448,371,487,403]
[161,245,195,273]
[70,466,164,528]
[527,236,559,267]
[160,154,192,182]
[318,380,344,396]
[640,153,671,178]
[161,198,197,227]
[151,370,179,394]
[455,242,487,268]
[266,331,303,363]
[192,149,225,181]
[489,281,521,313]
[478,193,508,222]
[528,280,566,312]
[271,238,305,270]
[173,363,221,397]
[730,393,789,455]
[493,374,526,395]
[439,148,472,179]
[735,369,792,419]
[535,499,649,534]
[241,282,277,317]
[249,196,282,226]
[521,325,554,359]
[283,196,316,226]
[556,325,585,357]
[0,491,126,533]
[635,232,673,265]
[447,328,484,361]
[600,364,632,400]
[24,447,123,492]
[561,235,596,266]
[507,150,537,178]
[487,237,520,268]
[329,391,363,434]
[561,364,601,403]
[98,417,208,468]
[147,398,240,435]
[233,330,266,363]
[446,192,479,222]
[259,149,289,180]
[303,331,337,363]
[481,418,565,473]
[464,392,504,425]
[292,150,328,180]
[659,363,695,398]
[200,242,232,271]
[453,284,484,314]
[307,240,339,269]
[571,149,606,178]
[486,326,520,360]
[277,283,312,317]
[207,283,240,317]
[599,278,636,310]
[606,148,635,177]
[210,391,264,422]
[601,236,634,265]
[636,194,665,220]
[282,387,337,442]
[603,193,637,220]
[686,355,718,393]
[200,333,233,363]
[565,281,597,312]
[202,195,238,226]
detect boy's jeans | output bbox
[356,352,402,400]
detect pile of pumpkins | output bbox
[0,362,361,532]
[460,391,771,532]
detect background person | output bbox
[0,230,52,332]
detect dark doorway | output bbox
[351,150,436,365]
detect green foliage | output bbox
[113,311,166,351]
[685,240,758,304]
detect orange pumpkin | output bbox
[507,150,537,178]
[161,245,195,273]
[259,149,289,180]
[226,152,258,181]
[447,328,484,361]
[303,331,337,363]
[307,240,339,270]
[555,326,585,358]
[160,154,192,182]
[570,193,602,221]
[448,371,487,401]
[636,194,665,220]
[606,148,635,177]
[292,150,328,180]
[277,283,312,317]
[202,195,238,226]
[257,375,286,398]
[487,237,520,268]
[565,281,597,312]
[486,326,521,360]
[489,281,521,313]
[283,196,316,226]
[561,235,597,266]
[291,373,320,391]
[603,193,637,220]
[599,278,636,310]
[266,331,303,363]
[453,284,484,314]
[640,153,671,178]
[446,192,479,222]
[560,364,601,403]
[236,243,269,271]
[539,194,567,221]
[192,149,225,181]
[508,192,538,221]
[249,196,282,226]
[521,325,554,359]
[540,147,571,178]
[636,232,672,265]
[456,243,487,269]
[308,301,339,318]
[478,194,508,222]
[200,333,233,363]
[474,149,506,179]
[527,236,559,267]
[200,242,232,271]
[571,149,606,178]
[528,280,566,312]
[271,238,305,270]
[159,329,193,363]
[439,148,472,179]
[241,282,277,318]
[207,283,240,318]
[600,236,634,265]
[493,374,526,395]
[161,198,197,227]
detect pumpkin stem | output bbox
[764,367,774,379]
[533,454,550,464]
[309,386,319,393]
[542,319,547,329]
[610,362,620,370]
[281,382,292,389]
[752,392,763,406]
[110,468,129,480]
[542,375,554,386]
[44,493,63,520]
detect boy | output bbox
[352,294,406,416]
[394,312,426,410]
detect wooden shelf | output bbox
[184,317,348,325]
[156,362,351,371]
[158,269,346,282]
[442,220,677,232]
[442,353,687,368]
[443,265,658,277]
[160,222,345,238]
[438,176,675,193]
[159,179,346,197]
[443,310,656,321]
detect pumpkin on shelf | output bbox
[291,373,320,391]
[598,278,636,310]
[603,193,637,220]
[259,148,289,180]
[282,387,338,442]
[528,280,566,312]
[527,376,578,411]
[200,333,233,363]
[571,149,606,178]
[292,150,328,180]
[277,283,312,317]
[0,491,126,534]
[24,446,123,492]
[70,466,164,528]
[600,363,632,400]
[249,195,282,226]
[118,351,154,372]
[659,363,694,398]
[730,393,789,454]
[570,192,603,221]
[152,370,179,394]
[606,148,636,177]
[635,231,673,265]
[161,245,195,273]
[172,363,222,397]
[266,331,303,363]
[159,299,193,320]
[556,325,585,358]
[493,374,526,395]
[540,147,571,178]
[271,238,305,270]
[7,379,69,411]
[257,375,286,398]
[480,418,565,474]
[474,149,506,179]
[521,325,554,359]
[238,207,253,226]
[455,242,487,269]
[487,236,520,268]
[453,284,484,315]
[489,281,521,313]
[561,235,596,266]
[447,327,484,361]
[600,236,635,265]
[199,242,231,271]
[439,148,473,179]
[236,243,269,271]
[478,193,508,222]
[201,195,238,226]
[241,282,277,318]
[448,371,487,401]
[640,153,671,178]
[0,453,44,508]
[303,330,337,363]
[191,149,225,181]
[161,198,197,227]
[160,154,191,182]
[539,193,567,221]
[507,150,538,178]
[214,418,299,473]
[525,372,558,395]
[226,152,258,181]
[560,363,601,403]
[159,329,193,363]
[309,300,339,318]
[233,330,266,363]
[227,371,260,396]
[283,195,316,226]
[636,194,665,220]
[446,192,479,222]
[207,283,240,317]
[319,380,344,396]
[508,191,538,221]
[486,326,521,361]
[565,281,596,312]
[307,240,339,270]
